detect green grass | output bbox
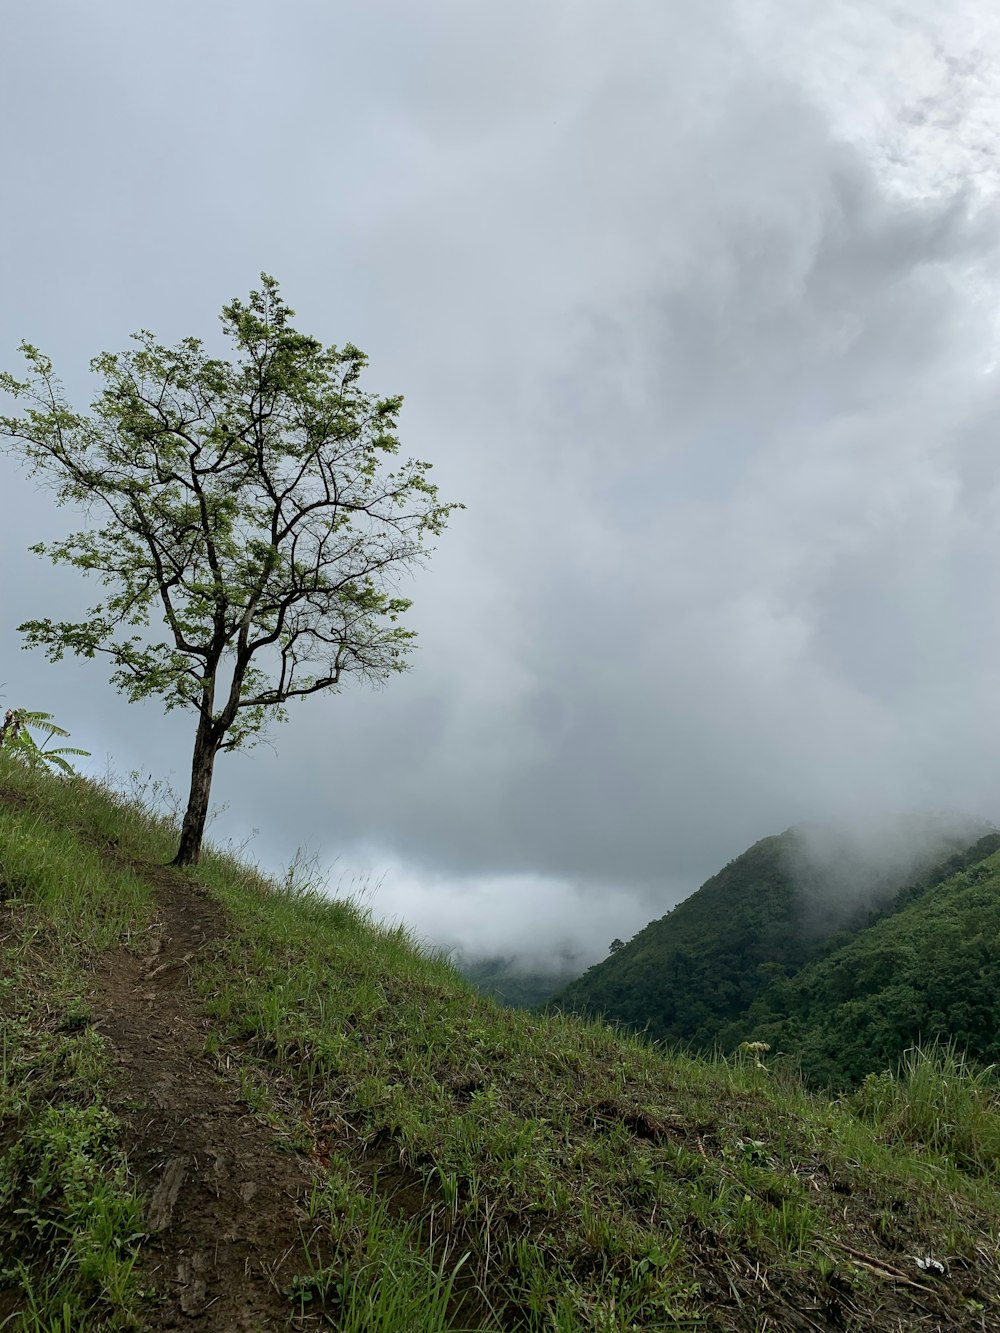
[0,763,152,1331]
[292,1169,478,1331]
[0,801,151,952]
[851,1042,1000,1176]
[191,853,1000,1328]
[0,758,180,868]
[2,750,1000,1329]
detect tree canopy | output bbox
[0,276,459,863]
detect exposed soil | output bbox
[87,862,320,1331]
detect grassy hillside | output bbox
[548,818,997,1054]
[2,755,1000,1330]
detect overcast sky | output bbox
[4,2,1000,967]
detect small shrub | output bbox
[0,707,90,777]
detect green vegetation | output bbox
[2,754,1000,1328]
[0,707,90,777]
[852,1044,1000,1177]
[550,818,1000,1086]
[724,844,1000,1087]
[0,767,153,1330]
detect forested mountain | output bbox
[720,836,1000,1085]
[548,815,997,1078]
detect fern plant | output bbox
[0,708,90,776]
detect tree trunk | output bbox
[172,712,222,867]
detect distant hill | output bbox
[457,953,582,1009]
[548,814,997,1075]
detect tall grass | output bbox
[0,752,180,865]
[0,802,150,952]
[852,1041,1000,1176]
[293,1178,484,1332]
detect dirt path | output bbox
[88,864,319,1331]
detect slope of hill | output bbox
[3,755,1000,1331]
[548,816,996,1054]
[721,840,1000,1087]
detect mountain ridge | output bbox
[721,833,1000,1085]
[548,814,998,1081]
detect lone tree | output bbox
[0,276,458,865]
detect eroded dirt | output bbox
[88,863,319,1331]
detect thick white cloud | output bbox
[3,2,1000,965]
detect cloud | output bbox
[3,3,1000,964]
[277,57,1000,898]
[357,860,652,970]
